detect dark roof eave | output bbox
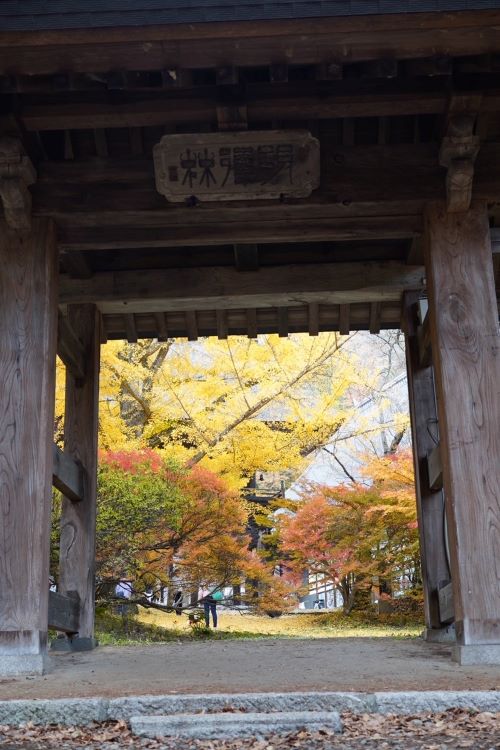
[2,2,500,34]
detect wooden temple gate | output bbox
[0,1,499,674]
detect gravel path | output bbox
[2,639,500,700]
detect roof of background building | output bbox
[2,0,500,32]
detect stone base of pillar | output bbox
[424,624,455,643]
[0,653,49,677]
[50,635,98,652]
[0,630,50,676]
[453,644,500,665]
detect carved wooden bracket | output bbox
[439,113,480,213]
[0,137,36,230]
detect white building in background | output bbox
[284,332,410,608]
[287,332,409,496]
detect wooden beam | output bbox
[48,591,80,634]
[278,307,289,338]
[0,218,58,673]
[53,443,85,503]
[2,11,500,74]
[59,304,101,645]
[424,201,500,656]
[57,313,86,381]
[59,261,424,314]
[369,301,381,334]
[31,143,500,218]
[339,304,350,335]
[427,444,443,491]
[185,311,198,341]
[56,215,422,250]
[19,88,500,131]
[216,309,228,340]
[246,309,258,339]
[308,303,319,336]
[154,311,169,341]
[100,316,108,345]
[125,313,138,343]
[403,291,450,633]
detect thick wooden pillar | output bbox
[0,218,58,675]
[403,291,452,639]
[424,201,500,664]
[58,304,101,650]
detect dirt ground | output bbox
[1,638,500,700]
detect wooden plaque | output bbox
[153,130,320,202]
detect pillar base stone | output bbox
[51,636,98,653]
[0,653,49,677]
[424,624,456,643]
[453,644,500,665]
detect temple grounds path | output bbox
[1,638,499,700]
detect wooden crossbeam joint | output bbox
[439,111,480,213]
[427,444,443,491]
[48,590,80,634]
[53,443,86,503]
[417,314,432,368]
[437,580,454,625]
[0,137,36,231]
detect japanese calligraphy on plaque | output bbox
[153,130,320,202]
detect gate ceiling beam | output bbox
[59,261,424,314]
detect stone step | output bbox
[1,691,500,726]
[130,710,343,739]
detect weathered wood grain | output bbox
[59,305,101,642]
[57,313,86,381]
[0,218,58,660]
[424,202,500,645]
[403,291,451,631]
[59,261,424,313]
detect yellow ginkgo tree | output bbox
[93,333,378,488]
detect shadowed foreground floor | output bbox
[1,638,499,700]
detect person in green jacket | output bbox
[202,587,223,627]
